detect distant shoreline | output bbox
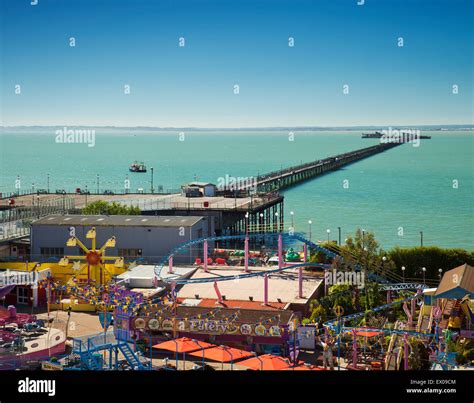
[1,125,473,133]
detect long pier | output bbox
[255,142,402,192]
[1,142,403,243]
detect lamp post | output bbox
[422,267,426,285]
[85,185,88,207]
[47,173,50,193]
[96,174,100,194]
[438,268,443,279]
[290,211,294,229]
[275,212,279,232]
[245,212,249,234]
[401,266,406,283]
[62,190,66,214]
[308,220,312,242]
[337,227,341,246]
[420,231,423,247]
[150,168,154,194]
[326,229,331,243]
[259,213,264,233]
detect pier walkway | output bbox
[255,142,402,191]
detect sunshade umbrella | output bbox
[188,345,254,370]
[238,354,294,371]
[153,337,215,370]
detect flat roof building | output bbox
[30,214,213,264]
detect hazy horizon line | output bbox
[2,124,473,131]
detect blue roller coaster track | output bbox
[153,232,337,281]
[153,232,426,289]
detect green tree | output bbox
[82,200,141,215]
[343,228,395,274]
[388,246,474,280]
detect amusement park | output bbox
[0,216,473,375]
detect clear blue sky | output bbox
[1,0,473,127]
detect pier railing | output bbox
[255,143,402,191]
[102,192,282,212]
[0,196,75,223]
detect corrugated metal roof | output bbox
[32,214,204,227]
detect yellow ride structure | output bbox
[58,227,124,286]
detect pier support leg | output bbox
[278,234,283,269]
[244,236,249,272]
[168,255,173,274]
[263,274,268,305]
[204,239,208,272]
[298,267,303,298]
[386,290,391,304]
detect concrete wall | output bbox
[31,219,211,264]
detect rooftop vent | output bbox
[249,296,253,302]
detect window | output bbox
[118,248,142,258]
[40,247,64,258]
[17,287,29,305]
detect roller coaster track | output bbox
[324,243,403,283]
[153,232,434,341]
[325,243,439,287]
[324,292,424,329]
[170,262,326,285]
[153,232,338,280]
[154,233,431,293]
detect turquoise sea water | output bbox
[1,130,473,249]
